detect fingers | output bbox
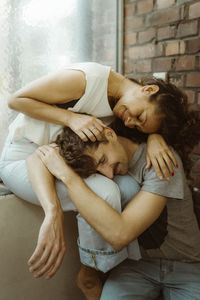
[36,145,51,157]
[83,128,97,142]
[76,130,89,142]
[32,244,66,279]
[29,241,66,279]
[29,244,50,275]
[150,152,176,180]
[76,124,104,142]
[167,149,178,168]
[36,145,59,161]
[69,114,107,142]
[28,242,46,267]
[145,155,152,170]
[160,154,174,175]
[150,157,164,180]
[146,134,179,180]
[45,246,66,279]
[96,118,107,128]
[155,156,171,180]
[28,215,66,280]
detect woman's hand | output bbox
[28,210,66,280]
[67,112,106,142]
[146,134,178,180]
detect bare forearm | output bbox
[60,170,166,250]
[26,153,66,279]
[8,96,74,126]
[61,171,127,248]
[26,153,63,215]
[35,146,167,250]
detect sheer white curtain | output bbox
[0,0,116,154]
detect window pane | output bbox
[0,0,116,152]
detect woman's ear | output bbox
[104,127,117,142]
[141,85,159,95]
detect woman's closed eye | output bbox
[99,155,106,165]
[137,112,146,125]
[137,113,143,123]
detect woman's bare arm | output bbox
[8,69,106,141]
[146,134,178,180]
[8,69,86,125]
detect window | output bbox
[0,0,123,153]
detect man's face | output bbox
[85,139,129,179]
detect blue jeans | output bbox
[101,258,200,300]
[0,136,141,272]
[77,174,141,272]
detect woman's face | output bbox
[113,85,162,133]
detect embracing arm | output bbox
[63,175,166,250]
[8,69,85,125]
[37,145,167,250]
[146,134,178,180]
[8,69,105,141]
[26,152,66,279]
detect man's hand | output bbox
[36,144,69,180]
[28,211,66,279]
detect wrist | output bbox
[60,169,80,190]
[44,194,63,216]
[45,204,63,218]
[62,110,75,127]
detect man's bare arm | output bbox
[64,176,166,250]
[36,145,167,250]
[26,152,66,279]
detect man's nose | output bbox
[98,165,114,179]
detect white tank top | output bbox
[8,62,114,145]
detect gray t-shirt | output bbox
[128,143,200,262]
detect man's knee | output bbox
[85,174,121,213]
[114,175,140,208]
[102,179,121,212]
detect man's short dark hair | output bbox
[55,127,108,178]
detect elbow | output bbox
[7,94,20,110]
[110,232,135,251]
[111,241,125,251]
[26,152,37,167]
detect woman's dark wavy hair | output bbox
[55,127,106,178]
[111,76,200,176]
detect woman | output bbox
[7,62,181,178]
[0,62,191,292]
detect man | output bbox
[36,126,200,300]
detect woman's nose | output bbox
[125,116,137,128]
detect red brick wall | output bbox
[91,0,115,68]
[124,0,200,189]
